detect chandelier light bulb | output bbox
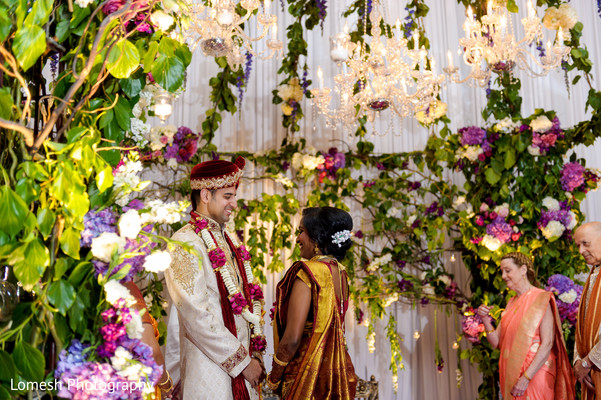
[317,66,324,89]
[217,9,234,25]
[447,50,454,69]
[452,342,459,350]
[413,330,421,340]
[450,254,456,262]
[527,0,535,18]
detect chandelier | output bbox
[444,0,570,87]
[310,3,445,133]
[185,0,283,70]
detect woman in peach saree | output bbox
[265,207,357,399]
[478,252,575,400]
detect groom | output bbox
[165,157,265,400]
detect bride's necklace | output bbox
[190,212,266,353]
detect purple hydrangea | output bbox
[81,208,118,247]
[546,274,583,326]
[486,217,513,243]
[561,162,586,192]
[459,126,486,146]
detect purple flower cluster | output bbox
[546,274,583,327]
[55,304,162,399]
[397,278,413,292]
[561,162,586,192]
[81,208,118,247]
[164,126,199,163]
[459,126,486,146]
[530,117,563,153]
[538,207,573,232]
[486,217,513,243]
[461,308,485,344]
[403,6,415,38]
[317,147,346,183]
[103,0,153,34]
[315,0,327,28]
[425,201,444,216]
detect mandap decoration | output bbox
[1,0,601,400]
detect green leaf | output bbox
[96,165,114,193]
[151,55,185,92]
[0,186,29,238]
[67,126,88,143]
[0,350,16,381]
[175,43,192,68]
[54,258,70,280]
[485,168,501,185]
[12,238,49,288]
[47,280,76,315]
[107,40,140,79]
[69,261,92,286]
[56,20,70,42]
[114,96,132,130]
[143,41,159,73]
[0,384,10,400]
[15,177,39,205]
[68,294,87,333]
[503,149,516,169]
[120,76,144,98]
[24,0,52,26]
[60,227,81,259]
[0,8,10,42]
[0,87,13,119]
[37,208,56,239]
[12,25,46,71]
[13,341,44,382]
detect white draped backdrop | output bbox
[158,1,601,399]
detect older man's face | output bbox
[574,225,601,266]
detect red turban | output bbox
[190,157,246,190]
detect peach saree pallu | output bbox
[499,288,575,400]
[576,269,601,400]
[273,258,357,400]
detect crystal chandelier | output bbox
[310,3,445,133]
[185,0,283,70]
[444,0,570,87]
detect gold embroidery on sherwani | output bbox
[221,344,248,373]
[170,243,199,296]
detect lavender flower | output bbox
[315,0,327,28]
[237,52,253,106]
[486,217,513,243]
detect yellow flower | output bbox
[281,103,294,116]
[416,100,447,125]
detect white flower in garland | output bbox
[129,118,151,147]
[125,311,144,339]
[494,117,521,133]
[382,293,399,308]
[459,146,483,162]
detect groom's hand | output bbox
[242,358,263,390]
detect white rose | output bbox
[541,220,565,239]
[422,284,435,296]
[482,234,502,251]
[125,311,144,339]
[542,197,560,211]
[558,289,577,304]
[461,146,483,161]
[143,250,172,273]
[527,145,541,156]
[529,115,553,133]
[118,209,142,239]
[104,280,135,305]
[91,232,126,262]
[557,4,578,30]
[386,207,400,218]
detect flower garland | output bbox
[191,215,266,353]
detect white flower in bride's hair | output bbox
[91,232,126,262]
[143,251,172,273]
[119,209,142,239]
[104,280,134,305]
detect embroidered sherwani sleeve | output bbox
[165,242,251,378]
[587,330,601,369]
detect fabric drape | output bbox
[576,268,601,400]
[274,259,357,400]
[499,288,575,400]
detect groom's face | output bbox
[206,186,237,225]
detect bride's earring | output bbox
[314,244,320,255]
